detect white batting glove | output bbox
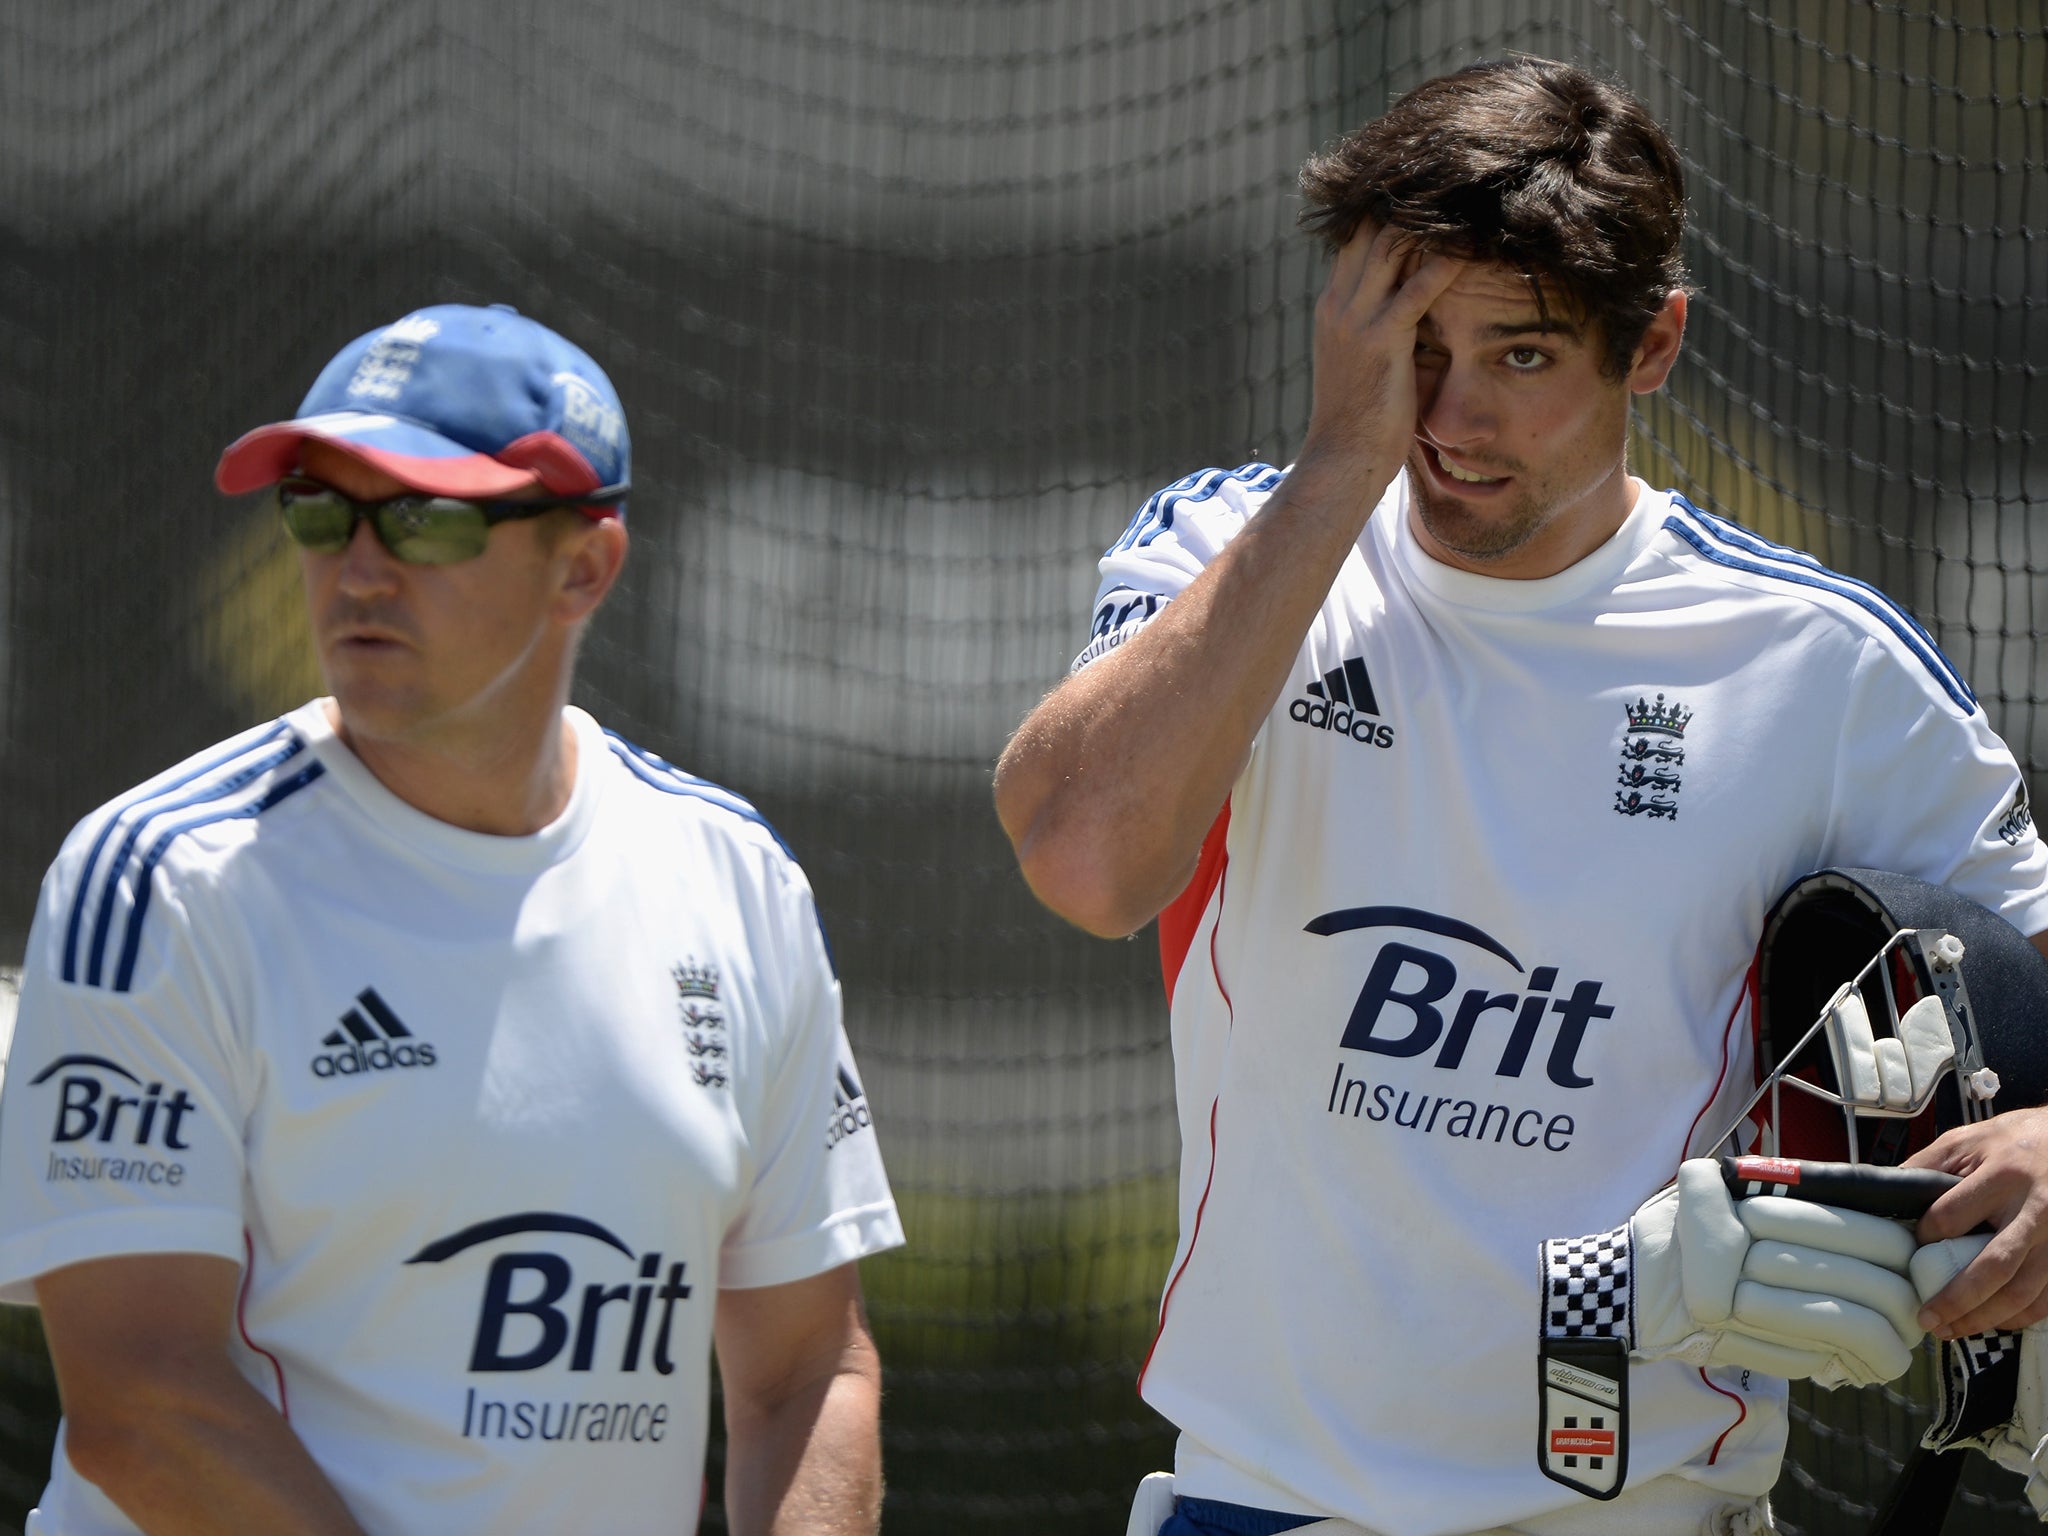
[1911,1235,2048,1519]
[1552,1159,1927,1382]
[1540,1159,1924,1499]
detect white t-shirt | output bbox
[1082,465,2048,1536]
[0,701,903,1536]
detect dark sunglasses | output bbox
[269,477,624,565]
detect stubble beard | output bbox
[1405,448,1551,566]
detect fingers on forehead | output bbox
[1373,229,1461,291]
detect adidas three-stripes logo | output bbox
[1289,654,1395,750]
[1307,657,1379,715]
[323,988,412,1048]
[826,1064,873,1150]
[310,989,439,1079]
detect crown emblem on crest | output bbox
[1624,693,1693,738]
[672,960,720,1000]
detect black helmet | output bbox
[1749,868,2048,1165]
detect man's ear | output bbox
[553,517,628,625]
[1628,289,1688,395]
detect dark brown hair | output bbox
[1299,56,1689,378]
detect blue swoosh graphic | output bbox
[1303,906,1524,973]
[405,1212,636,1264]
[29,1054,142,1086]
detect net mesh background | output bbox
[0,1,2043,1531]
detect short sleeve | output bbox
[1071,463,1287,673]
[1825,633,2048,938]
[0,850,250,1304]
[719,864,902,1291]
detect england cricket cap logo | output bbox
[213,303,630,514]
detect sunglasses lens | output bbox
[375,500,490,564]
[277,487,355,552]
[273,483,496,563]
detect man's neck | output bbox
[323,699,580,836]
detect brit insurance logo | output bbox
[1305,907,1617,1159]
[406,1212,694,1447]
[28,1054,197,1188]
[1613,693,1691,820]
[552,371,626,481]
[1073,590,1163,672]
[1290,655,1394,750]
[674,959,729,1090]
[309,988,438,1078]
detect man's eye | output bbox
[1506,347,1547,369]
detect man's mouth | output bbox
[1427,444,1506,486]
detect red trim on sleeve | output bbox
[239,1229,291,1420]
[1158,802,1230,1002]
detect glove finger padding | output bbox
[1638,1162,1924,1386]
[1909,1232,1994,1301]
[1732,1243,1924,1369]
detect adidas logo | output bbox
[1289,656,1395,749]
[825,1064,873,1150]
[310,989,438,1078]
[1997,780,2034,848]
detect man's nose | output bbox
[1419,360,1495,451]
[333,515,402,594]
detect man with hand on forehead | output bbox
[996,57,2048,1536]
[0,304,901,1535]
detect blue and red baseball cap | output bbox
[215,304,630,514]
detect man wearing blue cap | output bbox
[0,305,903,1535]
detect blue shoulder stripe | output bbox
[63,722,299,985]
[604,733,784,846]
[1664,498,1975,713]
[603,733,836,977]
[1676,497,1958,660]
[1107,461,1284,556]
[109,761,326,993]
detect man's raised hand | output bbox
[1298,224,1461,493]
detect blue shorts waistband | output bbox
[1163,1495,1322,1536]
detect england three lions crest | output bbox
[1614,693,1691,820]
[673,958,729,1089]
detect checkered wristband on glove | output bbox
[1544,1225,1633,1342]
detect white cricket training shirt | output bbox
[0,701,903,1535]
[1082,466,2048,1536]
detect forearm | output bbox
[722,1350,883,1536]
[62,1362,368,1536]
[995,451,1394,935]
